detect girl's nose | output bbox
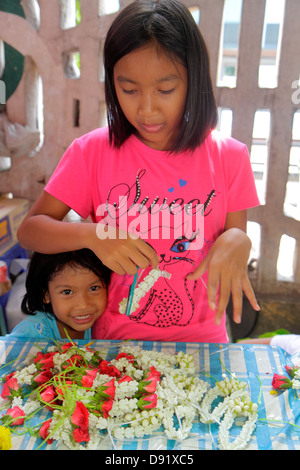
[138,93,157,116]
[76,292,91,309]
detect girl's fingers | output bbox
[96,234,159,275]
[241,277,260,312]
[138,240,160,269]
[230,281,244,324]
[213,274,230,325]
[185,256,209,281]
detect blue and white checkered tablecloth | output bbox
[1,338,299,450]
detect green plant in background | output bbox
[75,0,81,69]
[76,0,81,25]
[0,0,25,101]
[258,329,290,338]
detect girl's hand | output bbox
[93,224,159,275]
[186,228,260,325]
[17,192,159,276]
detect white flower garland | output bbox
[1,343,259,450]
[198,376,258,449]
[119,269,171,314]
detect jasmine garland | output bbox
[119,269,171,315]
[0,341,258,450]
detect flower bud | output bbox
[1,377,21,400]
[138,378,158,394]
[137,393,157,410]
[272,373,292,390]
[4,406,25,426]
[96,378,116,399]
[285,365,300,379]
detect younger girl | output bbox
[9,249,110,340]
[17,0,260,343]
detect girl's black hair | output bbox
[21,249,111,316]
[104,0,218,153]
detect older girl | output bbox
[18,1,260,343]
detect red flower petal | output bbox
[1,377,19,399]
[39,419,54,444]
[71,401,89,430]
[101,398,114,418]
[6,406,26,425]
[272,373,292,390]
[73,427,90,443]
[33,370,53,385]
[40,385,56,403]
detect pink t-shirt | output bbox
[45,127,260,343]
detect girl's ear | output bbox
[43,291,51,304]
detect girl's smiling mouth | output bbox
[72,313,95,325]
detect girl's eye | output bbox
[89,285,101,292]
[159,88,175,95]
[62,289,73,295]
[122,89,136,95]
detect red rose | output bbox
[6,406,26,426]
[118,375,134,383]
[71,401,89,430]
[116,352,135,364]
[39,419,54,444]
[61,342,74,351]
[4,371,17,381]
[98,360,121,378]
[99,398,114,418]
[272,373,292,390]
[97,378,116,400]
[81,368,98,388]
[137,393,157,410]
[34,351,57,370]
[40,385,56,405]
[145,366,161,382]
[1,376,20,399]
[39,353,57,370]
[138,378,158,394]
[63,354,83,369]
[55,380,73,398]
[34,351,45,363]
[33,370,53,385]
[73,427,90,443]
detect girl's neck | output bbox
[55,318,85,340]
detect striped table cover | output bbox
[0,338,299,450]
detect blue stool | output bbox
[0,243,29,335]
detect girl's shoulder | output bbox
[206,130,247,154]
[8,312,58,340]
[75,126,110,149]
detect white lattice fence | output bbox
[0,0,299,297]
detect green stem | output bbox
[259,417,300,430]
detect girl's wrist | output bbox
[223,227,252,248]
[79,222,99,251]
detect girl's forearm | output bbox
[17,214,96,254]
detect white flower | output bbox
[11,396,23,408]
[23,398,41,415]
[292,378,300,389]
[119,269,170,314]
[14,363,38,385]
[96,416,109,430]
[114,380,139,399]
